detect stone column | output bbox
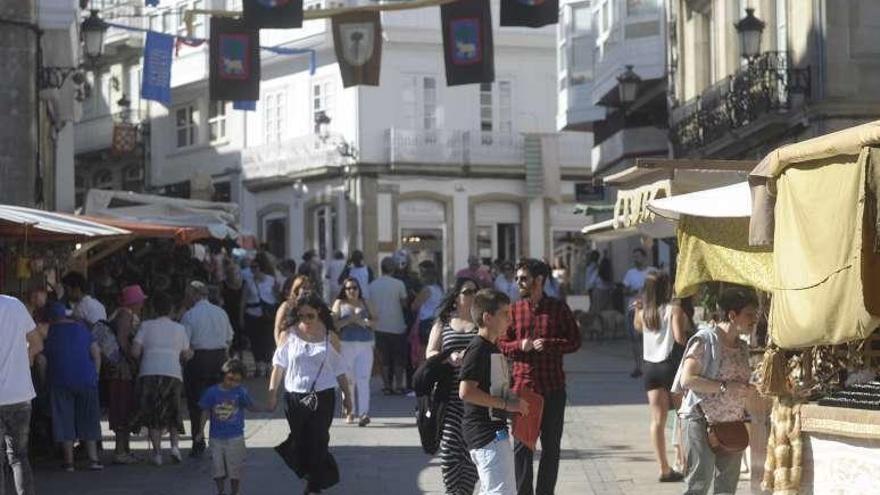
[0,1,37,207]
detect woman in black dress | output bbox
[424,277,480,495]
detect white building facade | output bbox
[80,0,593,282]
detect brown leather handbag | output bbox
[707,421,749,455]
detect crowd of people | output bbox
[0,240,759,495]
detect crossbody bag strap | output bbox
[307,332,330,393]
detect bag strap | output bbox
[307,332,330,393]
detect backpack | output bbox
[92,319,122,364]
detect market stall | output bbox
[0,204,131,296]
[648,120,880,495]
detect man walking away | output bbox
[0,294,43,495]
[622,247,655,378]
[368,257,409,395]
[498,259,581,495]
[181,281,235,458]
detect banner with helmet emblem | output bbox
[332,11,382,88]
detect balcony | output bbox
[669,51,811,157]
[386,129,590,170]
[99,0,147,54]
[75,110,146,154]
[241,134,351,182]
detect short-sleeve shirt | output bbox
[72,295,107,326]
[44,320,99,390]
[367,276,408,334]
[181,300,234,350]
[459,335,507,451]
[622,267,654,308]
[273,332,343,393]
[684,339,751,422]
[0,295,37,406]
[199,384,254,439]
[134,317,190,380]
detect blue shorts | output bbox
[50,387,102,442]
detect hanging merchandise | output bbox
[234,100,257,111]
[441,0,494,86]
[500,0,558,28]
[209,17,261,101]
[243,0,304,29]
[332,11,382,88]
[141,31,174,105]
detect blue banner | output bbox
[234,100,257,111]
[141,31,174,106]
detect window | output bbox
[423,77,437,131]
[314,205,338,259]
[192,0,204,37]
[263,214,287,259]
[175,103,198,148]
[212,181,231,202]
[162,11,171,33]
[479,81,512,144]
[626,0,658,17]
[263,91,286,143]
[312,81,335,131]
[601,1,609,33]
[177,5,187,35]
[209,101,227,143]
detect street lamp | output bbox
[617,65,641,106]
[734,8,765,61]
[81,9,108,62]
[314,110,331,138]
[117,94,132,122]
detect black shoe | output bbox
[189,439,206,458]
[659,470,684,482]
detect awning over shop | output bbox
[0,205,131,242]
[81,216,217,244]
[581,216,676,241]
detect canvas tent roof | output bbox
[0,205,131,242]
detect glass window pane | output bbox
[178,129,187,147]
[573,5,591,32]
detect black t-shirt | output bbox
[459,335,507,450]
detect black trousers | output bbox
[245,313,275,363]
[285,389,336,492]
[184,349,227,438]
[514,388,567,495]
[374,331,407,389]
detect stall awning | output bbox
[0,205,131,242]
[581,216,676,241]
[81,216,216,244]
[649,182,752,220]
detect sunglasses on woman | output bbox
[460,288,477,296]
[298,312,318,321]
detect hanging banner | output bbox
[210,18,261,102]
[141,31,174,105]
[332,11,382,88]
[500,0,558,28]
[243,0,304,29]
[112,123,138,156]
[234,100,257,111]
[441,0,494,86]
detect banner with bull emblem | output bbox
[500,0,558,28]
[243,0,304,29]
[209,18,260,101]
[441,0,494,86]
[332,11,382,88]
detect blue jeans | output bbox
[0,401,35,495]
[682,416,742,495]
[470,430,517,495]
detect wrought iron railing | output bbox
[669,51,811,156]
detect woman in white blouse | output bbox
[268,293,351,495]
[242,252,279,377]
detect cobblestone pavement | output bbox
[33,340,750,494]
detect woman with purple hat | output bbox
[106,284,146,464]
[42,302,104,471]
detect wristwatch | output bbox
[718,381,728,394]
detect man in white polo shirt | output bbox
[61,271,107,326]
[0,294,43,495]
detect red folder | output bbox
[511,388,543,451]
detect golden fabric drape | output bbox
[674,215,773,297]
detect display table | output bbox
[799,404,880,494]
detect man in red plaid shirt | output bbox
[498,258,581,495]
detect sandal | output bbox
[659,470,684,482]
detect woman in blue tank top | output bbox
[331,277,377,426]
